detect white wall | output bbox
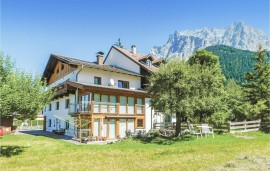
[104,48,140,74]
[145,98,153,131]
[77,67,141,89]
[44,93,77,137]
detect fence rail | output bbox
[228,120,261,133]
[154,120,262,133]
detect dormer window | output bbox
[146,59,152,67]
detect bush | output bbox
[208,111,229,127]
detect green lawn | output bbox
[0,132,269,171]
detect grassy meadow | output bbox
[0,132,269,171]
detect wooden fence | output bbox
[228,120,261,133]
[153,120,262,133]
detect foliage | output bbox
[206,45,270,83]
[148,59,198,136]
[225,79,245,121]
[148,50,227,135]
[0,52,55,120]
[187,50,227,122]
[241,47,270,122]
[207,111,230,128]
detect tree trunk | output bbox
[175,111,181,137]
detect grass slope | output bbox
[0,132,269,171]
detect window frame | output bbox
[118,80,129,89]
[66,120,69,130]
[65,99,70,109]
[48,119,52,127]
[94,76,102,85]
[56,101,60,110]
[137,119,144,128]
[49,104,52,111]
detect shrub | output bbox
[208,111,229,127]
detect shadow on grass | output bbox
[134,133,194,145]
[0,146,27,158]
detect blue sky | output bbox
[1,0,269,74]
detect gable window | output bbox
[118,80,129,89]
[49,104,52,111]
[61,64,64,70]
[48,119,52,127]
[65,99,70,109]
[137,119,143,128]
[94,77,101,85]
[56,101,59,110]
[146,59,152,67]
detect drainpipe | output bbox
[76,65,84,82]
[151,107,153,129]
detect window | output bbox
[120,96,127,114]
[118,80,129,89]
[94,76,101,85]
[137,98,143,114]
[128,97,134,114]
[65,99,70,109]
[49,104,52,111]
[48,119,51,127]
[137,119,143,127]
[146,59,152,66]
[44,106,46,112]
[61,64,64,70]
[56,101,59,110]
[66,120,69,130]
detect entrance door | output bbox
[120,119,127,138]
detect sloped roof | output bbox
[43,54,143,81]
[55,80,148,97]
[111,46,160,73]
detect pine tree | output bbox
[242,47,270,121]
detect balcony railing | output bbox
[69,101,145,115]
[69,102,91,114]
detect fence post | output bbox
[227,122,231,133]
[244,120,247,131]
[258,119,261,130]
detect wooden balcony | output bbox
[69,102,145,116]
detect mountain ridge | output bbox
[151,21,270,59]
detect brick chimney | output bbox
[96,51,104,65]
[131,45,137,54]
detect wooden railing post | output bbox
[244,120,247,131]
[227,121,231,133]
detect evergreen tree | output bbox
[242,47,270,121]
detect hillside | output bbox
[205,45,270,83]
